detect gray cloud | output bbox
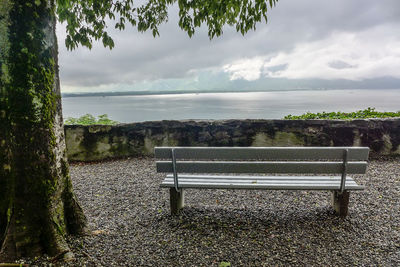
[265,64,288,73]
[328,61,357,70]
[57,0,400,91]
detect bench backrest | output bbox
[155,147,369,174]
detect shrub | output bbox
[284,107,400,120]
[65,114,119,125]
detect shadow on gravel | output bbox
[136,205,378,265]
[159,205,357,237]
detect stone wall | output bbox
[64,119,400,161]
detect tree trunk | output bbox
[0,0,87,262]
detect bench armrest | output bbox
[171,148,180,192]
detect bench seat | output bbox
[160,174,365,190]
[155,146,369,217]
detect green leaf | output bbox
[57,0,279,50]
[219,262,231,267]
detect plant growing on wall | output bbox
[284,108,400,120]
[65,114,119,125]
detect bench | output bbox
[155,146,369,217]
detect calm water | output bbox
[62,89,400,123]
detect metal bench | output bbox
[155,146,369,217]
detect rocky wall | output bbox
[64,119,400,161]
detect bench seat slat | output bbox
[155,147,370,161]
[162,180,360,187]
[165,174,357,181]
[161,175,362,189]
[164,176,359,183]
[163,179,359,185]
[160,182,364,190]
[156,161,368,174]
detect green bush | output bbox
[64,114,119,125]
[284,107,400,120]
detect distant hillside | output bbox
[61,74,400,97]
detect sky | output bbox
[57,0,400,93]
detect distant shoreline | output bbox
[61,88,400,98]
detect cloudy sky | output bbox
[57,0,400,93]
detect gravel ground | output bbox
[24,157,399,266]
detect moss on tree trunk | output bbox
[0,0,86,261]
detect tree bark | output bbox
[0,0,87,262]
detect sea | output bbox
[61,89,400,123]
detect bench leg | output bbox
[170,188,184,215]
[331,191,350,218]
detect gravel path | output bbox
[28,157,400,266]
